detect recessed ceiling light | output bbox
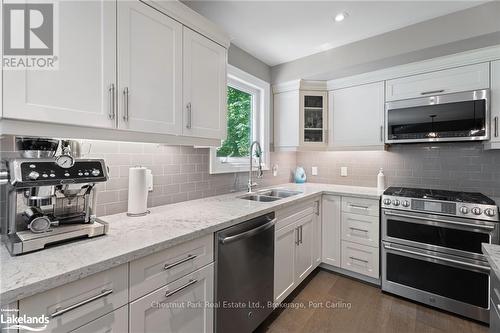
[334,12,348,22]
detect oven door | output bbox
[385,89,489,143]
[382,209,498,260]
[382,241,490,323]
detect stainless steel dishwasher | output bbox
[215,212,276,333]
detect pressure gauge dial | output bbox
[55,154,75,169]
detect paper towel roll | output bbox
[128,167,150,216]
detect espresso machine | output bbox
[0,138,109,255]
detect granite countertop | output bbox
[482,243,500,277]
[0,183,381,305]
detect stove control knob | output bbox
[485,208,497,217]
[392,199,400,206]
[383,198,392,205]
[459,206,469,214]
[28,171,40,180]
[402,200,410,207]
[472,207,482,215]
[91,169,101,177]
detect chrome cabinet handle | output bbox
[123,87,129,121]
[299,225,303,244]
[380,125,384,142]
[420,89,444,95]
[315,201,320,216]
[348,204,369,210]
[349,227,369,233]
[220,218,276,244]
[50,289,113,318]
[349,256,368,264]
[383,211,495,230]
[186,102,192,129]
[164,254,197,270]
[383,243,490,272]
[165,279,198,298]
[108,84,115,120]
[495,116,498,138]
[295,227,300,245]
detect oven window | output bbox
[387,100,486,140]
[386,253,488,308]
[387,219,489,254]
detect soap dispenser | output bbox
[377,168,385,192]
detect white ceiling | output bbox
[183,1,486,66]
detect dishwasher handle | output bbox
[219,218,276,245]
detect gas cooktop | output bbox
[382,187,499,222]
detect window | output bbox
[209,65,270,174]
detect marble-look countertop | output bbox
[0,183,381,304]
[482,243,500,278]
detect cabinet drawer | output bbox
[19,264,128,333]
[342,197,379,217]
[71,305,128,333]
[385,63,489,101]
[341,213,379,248]
[130,234,213,301]
[130,263,214,333]
[341,241,379,279]
[276,200,317,230]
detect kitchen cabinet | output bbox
[491,269,500,333]
[300,91,328,147]
[490,60,500,146]
[341,241,379,279]
[321,195,341,267]
[313,201,322,266]
[72,306,128,333]
[273,90,300,149]
[295,214,315,282]
[274,221,298,304]
[117,0,183,135]
[183,27,227,140]
[129,263,214,333]
[385,62,489,101]
[3,0,116,128]
[330,81,385,148]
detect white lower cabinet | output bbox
[129,263,214,333]
[341,241,379,279]
[321,195,341,267]
[72,305,128,333]
[274,201,319,304]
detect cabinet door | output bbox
[491,60,500,144]
[274,222,297,304]
[295,214,315,283]
[330,81,384,148]
[117,1,182,135]
[3,0,116,128]
[71,306,128,333]
[274,91,300,148]
[313,201,322,266]
[300,91,328,146]
[385,62,489,101]
[183,27,227,139]
[130,263,214,333]
[322,195,341,267]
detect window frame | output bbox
[209,65,270,174]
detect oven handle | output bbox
[383,243,490,272]
[383,211,495,231]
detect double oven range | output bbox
[381,187,499,323]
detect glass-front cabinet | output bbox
[300,91,328,146]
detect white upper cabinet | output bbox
[3,0,116,128]
[183,27,227,140]
[273,90,300,149]
[385,62,490,101]
[300,91,328,147]
[490,60,500,145]
[330,81,384,148]
[117,1,183,135]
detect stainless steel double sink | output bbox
[239,189,302,202]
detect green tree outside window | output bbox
[216,86,252,158]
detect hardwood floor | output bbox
[257,269,489,333]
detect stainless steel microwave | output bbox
[385,89,489,144]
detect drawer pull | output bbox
[349,227,369,233]
[164,254,197,270]
[421,89,444,95]
[349,256,369,264]
[50,289,113,318]
[348,204,369,210]
[165,279,198,298]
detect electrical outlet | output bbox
[311,166,318,176]
[340,167,348,177]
